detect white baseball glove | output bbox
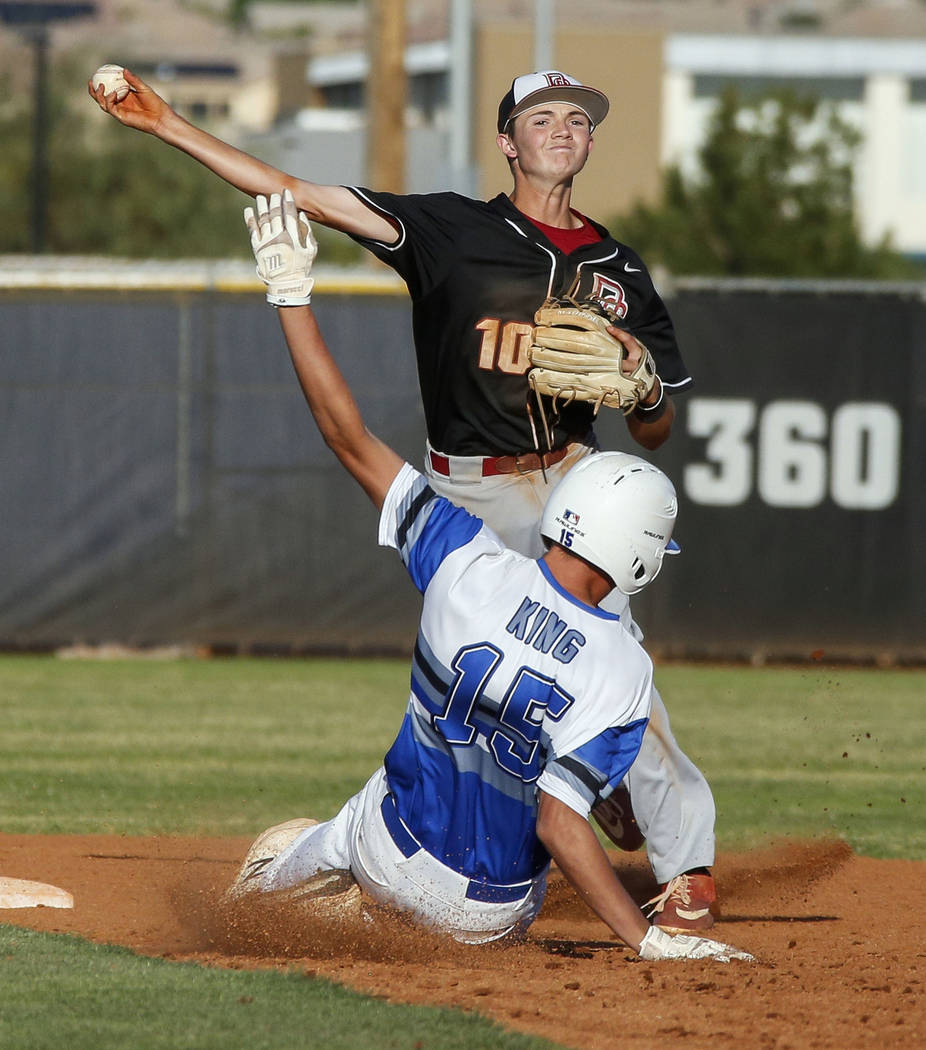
[244,188,317,307]
[638,926,755,963]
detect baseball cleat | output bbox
[267,868,362,921]
[226,817,319,899]
[645,872,716,934]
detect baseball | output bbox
[91,64,131,102]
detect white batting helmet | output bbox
[540,452,680,596]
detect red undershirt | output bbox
[523,209,603,253]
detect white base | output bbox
[0,876,74,909]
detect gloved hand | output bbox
[528,296,659,415]
[244,188,317,306]
[638,925,755,963]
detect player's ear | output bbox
[497,131,518,159]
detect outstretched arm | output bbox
[536,791,650,952]
[88,67,397,242]
[278,308,403,508]
[536,791,754,962]
[246,191,403,508]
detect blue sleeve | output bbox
[392,477,483,593]
[543,718,649,811]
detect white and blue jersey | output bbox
[378,464,653,891]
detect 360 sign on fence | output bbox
[684,398,902,510]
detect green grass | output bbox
[0,925,557,1050]
[0,655,921,856]
[0,655,408,836]
[650,664,926,858]
[0,655,923,1050]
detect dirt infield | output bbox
[0,833,922,1049]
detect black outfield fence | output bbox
[2,262,923,663]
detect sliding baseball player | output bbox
[221,190,753,964]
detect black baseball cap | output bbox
[497,70,610,133]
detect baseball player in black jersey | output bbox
[90,67,717,934]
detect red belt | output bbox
[428,440,583,478]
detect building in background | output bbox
[662,33,926,256]
[3,0,925,255]
[282,5,926,257]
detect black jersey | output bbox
[348,189,692,457]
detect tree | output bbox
[0,65,252,258]
[0,61,362,263]
[614,87,924,279]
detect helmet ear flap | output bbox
[618,549,659,596]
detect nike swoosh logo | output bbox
[676,907,711,920]
[624,262,642,273]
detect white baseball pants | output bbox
[252,766,547,944]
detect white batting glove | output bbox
[638,926,755,963]
[244,188,317,307]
